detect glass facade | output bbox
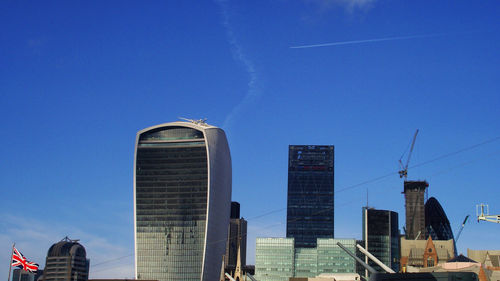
[425,197,454,241]
[317,239,356,274]
[295,248,317,277]
[287,145,334,248]
[362,208,400,274]
[255,238,356,281]
[136,127,207,281]
[255,238,295,281]
[135,123,232,281]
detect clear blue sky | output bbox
[1,0,499,278]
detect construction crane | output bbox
[455,215,469,243]
[399,129,419,180]
[477,203,500,224]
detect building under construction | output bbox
[403,180,429,240]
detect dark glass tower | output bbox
[225,202,247,271]
[362,208,400,275]
[134,121,231,281]
[425,197,454,241]
[286,145,334,248]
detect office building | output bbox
[362,208,400,274]
[255,238,356,281]
[225,202,247,271]
[12,269,43,281]
[134,120,232,281]
[40,237,89,281]
[287,145,335,248]
[425,197,454,241]
[403,181,428,240]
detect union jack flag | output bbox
[12,247,39,273]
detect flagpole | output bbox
[7,243,14,281]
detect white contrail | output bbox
[290,33,443,49]
[215,0,261,130]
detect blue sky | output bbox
[1,0,499,278]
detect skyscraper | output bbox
[40,237,89,281]
[225,202,247,271]
[134,120,232,281]
[362,208,400,274]
[403,180,428,240]
[425,197,454,241]
[287,145,334,248]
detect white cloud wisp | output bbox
[215,0,261,130]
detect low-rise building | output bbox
[468,250,500,271]
[468,249,500,281]
[400,237,454,271]
[255,238,357,281]
[409,255,497,281]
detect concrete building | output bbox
[287,145,335,248]
[400,237,455,271]
[40,237,89,281]
[225,202,248,272]
[134,120,232,281]
[255,238,356,281]
[361,208,400,274]
[403,181,428,240]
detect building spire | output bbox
[234,237,243,281]
[220,255,226,281]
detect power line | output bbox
[92,254,134,268]
[410,135,500,170]
[91,134,500,270]
[428,149,500,178]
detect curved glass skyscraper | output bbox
[425,197,454,241]
[134,121,231,281]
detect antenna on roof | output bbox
[61,236,80,243]
[178,117,208,126]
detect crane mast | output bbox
[455,215,469,243]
